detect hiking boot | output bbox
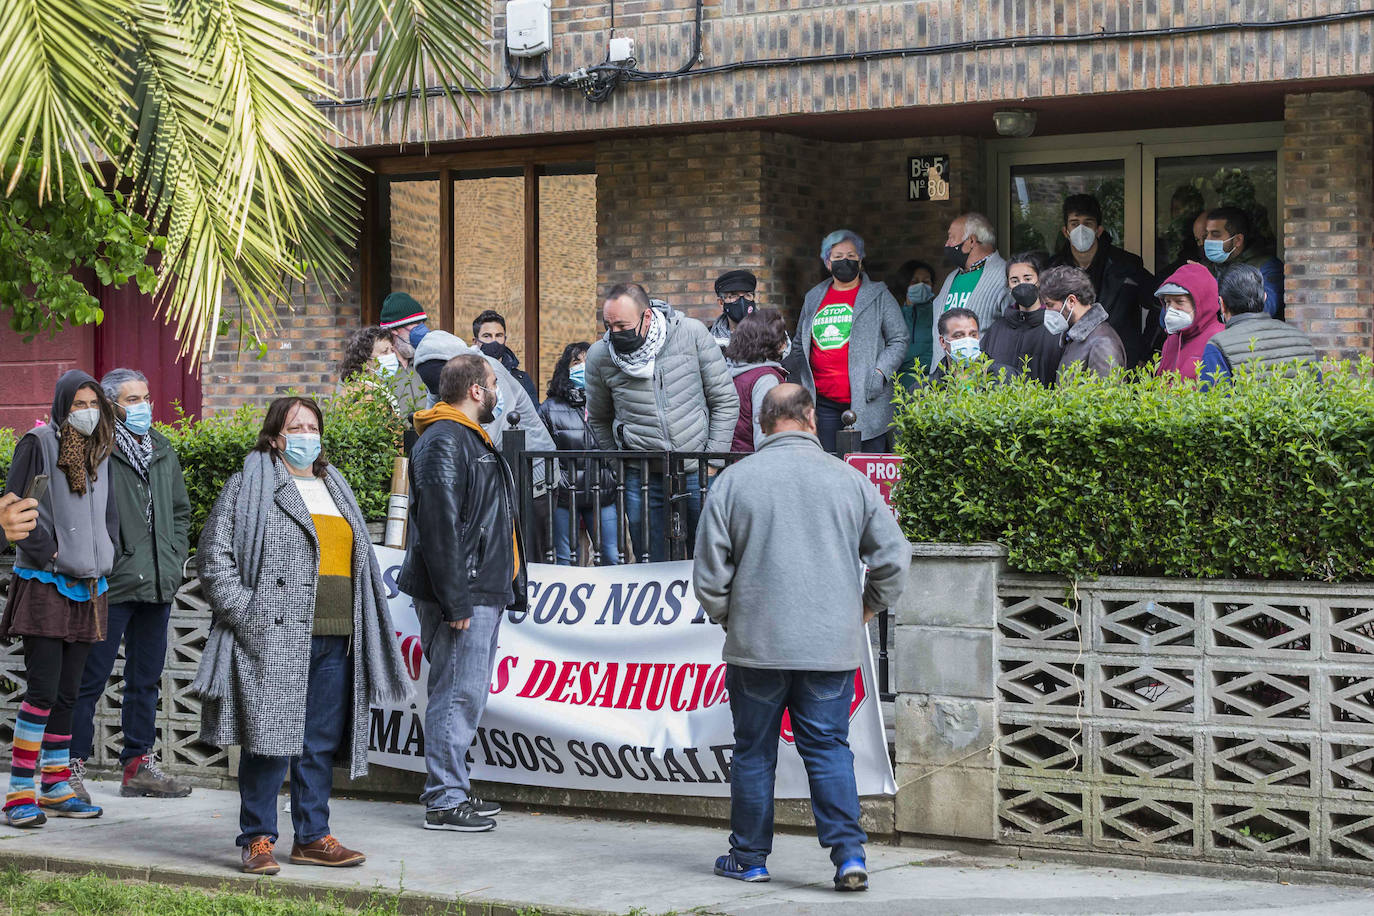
[121,753,192,798]
[289,834,366,867]
[69,758,91,804]
[468,795,501,817]
[3,804,46,829]
[241,836,280,875]
[423,801,496,832]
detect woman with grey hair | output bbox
[789,229,908,453]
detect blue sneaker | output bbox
[3,803,46,828]
[834,858,868,891]
[39,796,102,819]
[714,852,770,882]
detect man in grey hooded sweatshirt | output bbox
[692,383,909,892]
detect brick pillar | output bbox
[1283,91,1374,360]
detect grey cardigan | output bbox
[692,431,911,670]
[930,251,1015,372]
[790,276,909,441]
[585,305,740,459]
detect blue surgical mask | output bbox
[907,282,934,305]
[282,433,321,469]
[569,364,586,389]
[409,323,429,348]
[948,337,982,363]
[122,402,153,436]
[1204,237,1233,264]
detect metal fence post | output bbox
[500,414,532,532]
[836,409,862,457]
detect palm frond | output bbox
[328,0,490,135]
[128,0,360,359]
[0,0,135,196]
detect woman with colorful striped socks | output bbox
[1,371,118,827]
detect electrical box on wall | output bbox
[506,0,552,58]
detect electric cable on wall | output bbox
[313,9,1374,110]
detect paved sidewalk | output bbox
[0,778,1369,915]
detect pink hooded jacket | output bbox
[1156,263,1223,380]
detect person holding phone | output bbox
[0,492,40,543]
[1,370,119,827]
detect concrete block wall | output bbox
[891,543,1006,841]
[894,542,1374,879]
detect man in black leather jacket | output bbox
[399,353,527,834]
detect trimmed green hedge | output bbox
[892,360,1374,583]
[164,391,403,542]
[2,393,401,546]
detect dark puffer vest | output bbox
[1209,312,1318,376]
[731,365,786,453]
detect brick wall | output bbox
[199,267,358,417]
[596,132,767,325]
[323,1,1374,147]
[596,131,984,329]
[1283,90,1374,360]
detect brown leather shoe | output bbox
[241,836,280,875]
[289,834,366,867]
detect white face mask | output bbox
[376,352,400,377]
[67,407,100,437]
[1068,224,1097,253]
[948,337,982,363]
[1043,306,1070,336]
[1163,307,1194,334]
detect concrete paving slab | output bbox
[0,777,1369,915]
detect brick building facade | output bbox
[184,0,1374,412]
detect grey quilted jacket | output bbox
[585,306,740,461]
[790,276,909,441]
[197,462,384,774]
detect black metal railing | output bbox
[498,413,893,701]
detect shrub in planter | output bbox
[163,391,403,543]
[891,359,1374,583]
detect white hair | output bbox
[958,212,997,247]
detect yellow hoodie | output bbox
[410,402,519,570]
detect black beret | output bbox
[714,269,758,296]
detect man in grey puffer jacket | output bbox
[586,282,739,562]
[693,383,909,891]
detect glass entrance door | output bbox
[989,123,1283,281]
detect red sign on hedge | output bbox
[845,453,904,511]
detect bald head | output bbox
[759,383,817,436]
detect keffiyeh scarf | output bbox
[607,307,668,380]
[114,422,154,525]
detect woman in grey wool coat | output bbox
[192,396,412,876]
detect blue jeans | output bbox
[553,500,621,565]
[72,601,171,764]
[725,665,867,868]
[622,467,702,562]
[417,602,501,811]
[237,635,349,847]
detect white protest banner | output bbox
[369,548,896,798]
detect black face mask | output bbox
[1011,283,1040,309]
[829,259,861,283]
[608,314,647,354]
[943,244,969,270]
[724,297,755,324]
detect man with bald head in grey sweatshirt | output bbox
[693,383,910,893]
